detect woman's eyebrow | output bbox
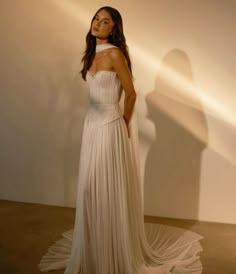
[95,15,110,21]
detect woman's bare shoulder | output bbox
[108,47,125,62]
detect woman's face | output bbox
[91,9,115,40]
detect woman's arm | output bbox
[110,49,136,137]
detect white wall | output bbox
[0,0,236,224]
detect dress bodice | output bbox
[85,43,124,125]
[86,69,123,125]
[86,70,122,105]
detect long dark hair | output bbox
[80,6,132,80]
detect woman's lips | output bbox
[93,27,99,32]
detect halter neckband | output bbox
[96,43,117,53]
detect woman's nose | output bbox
[95,20,100,27]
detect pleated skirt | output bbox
[39,114,203,274]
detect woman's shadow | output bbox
[144,49,208,222]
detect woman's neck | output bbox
[96,38,109,45]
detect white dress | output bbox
[39,44,203,274]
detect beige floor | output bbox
[0,200,235,274]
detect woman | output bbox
[39,6,203,274]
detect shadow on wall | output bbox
[144,49,208,221]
